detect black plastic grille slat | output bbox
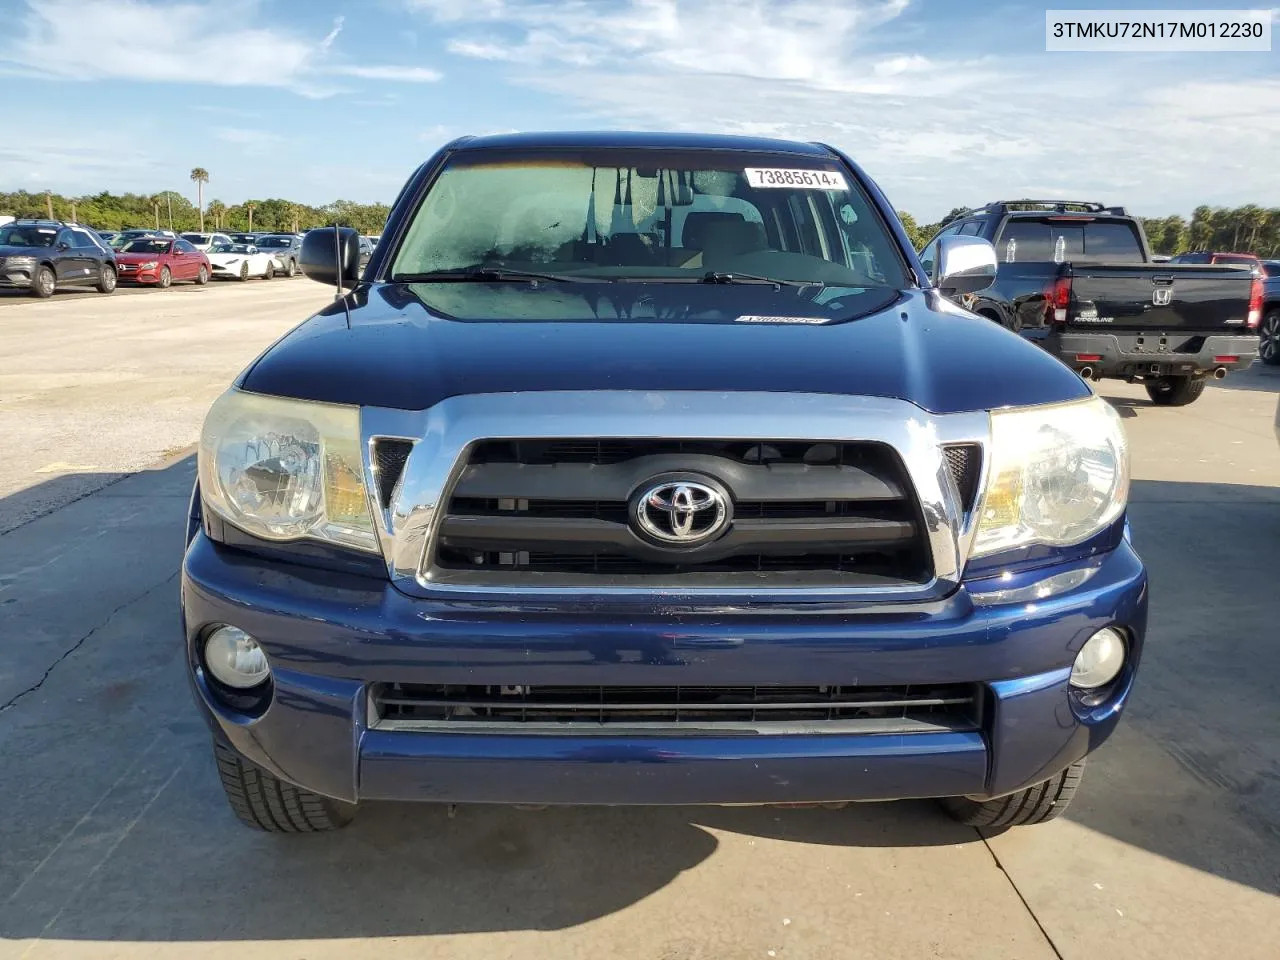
[468,439,899,468]
[943,443,983,513]
[374,683,980,729]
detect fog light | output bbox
[1070,627,1126,690]
[204,626,270,689]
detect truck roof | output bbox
[451,130,835,157]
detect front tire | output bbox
[32,265,56,298]
[1260,309,1280,366]
[196,265,209,285]
[96,264,117,294]
[239,262,250,281]
[213,741,356,832]
[1145,375,1206,406]
[285,257,296,277]
[264,261,275,280]
[158,266,172,289]
[942,760,1085,827]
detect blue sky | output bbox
[0,0,1275,220]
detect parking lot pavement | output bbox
[0,292,1277,959]
[0,279,328,534]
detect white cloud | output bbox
[409,0,1279,219]
[0,0,321,88]
[331,64,443,82]
[0,0,442,96]
[213,126,282,149]
[430,0,919,91]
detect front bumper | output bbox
[182,533,1147,806]
[1054,331,1259,378]
[116,266,159,283]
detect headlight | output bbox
[198,389,378,552]
[139,261,159,269]
[971,396,1128,557]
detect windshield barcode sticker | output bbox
[745,168,848,190]
[735,315,831,325]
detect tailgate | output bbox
[1069,264,1253,331]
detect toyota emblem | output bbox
[630,477,731,546]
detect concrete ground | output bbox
[0,288,1277,959]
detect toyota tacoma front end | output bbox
[182,132,1147,831]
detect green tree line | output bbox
[896,205,1280,257]
[0,189,390,236]
[4,188,1276,257]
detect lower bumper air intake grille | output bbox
[371,683,982,735]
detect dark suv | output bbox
[0,220,118,297]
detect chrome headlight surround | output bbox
[971,396,1129,558]
[198,389,379,553]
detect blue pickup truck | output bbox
[183,132,1146,832]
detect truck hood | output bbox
[240,281,1090,415]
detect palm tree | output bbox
[190,168,210,231]
[208,200,226,231]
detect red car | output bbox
[114,236,211,287]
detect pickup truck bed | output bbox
[921,205,1261,404]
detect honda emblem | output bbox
[1152,287,1171,306]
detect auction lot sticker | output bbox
[735,315,831,325]
[745,168,848,190]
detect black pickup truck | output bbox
[919,201,1262,406]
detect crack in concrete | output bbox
[979,830,1065,960]
[0,570,179,714]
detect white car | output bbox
[181,232,232,252]
[206,242,277,281]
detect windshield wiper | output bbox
[700,271,818,289]
[393,267,597,284]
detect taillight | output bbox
[1247,275,1263,329]
[1047,275,1071,324]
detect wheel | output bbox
[158,266,172,289]
[196,265,209,285]
[212,740,355,832]
[96,263,117,294]
[285,257,296,277]
[31,265,56,298]
[264,261,275,280]
[1145,375,1207,406]
[1261,309,1280,366]
[941,760,1085,827]
[239,262,250,281]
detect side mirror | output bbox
[933,235,997,296]
[301,227,361,288]
[56,241,69,251]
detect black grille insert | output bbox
[943,443,982,513]
[429,438,931,587]
[373,682,981,734]
[372,438,414,509]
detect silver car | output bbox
[253,234,303,277]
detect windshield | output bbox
[392,150,908,290]
[212,243,251,254]
[256,236,291,247]
[123,239,171,254]
[182,234,210,243]
[0,225,58,247]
